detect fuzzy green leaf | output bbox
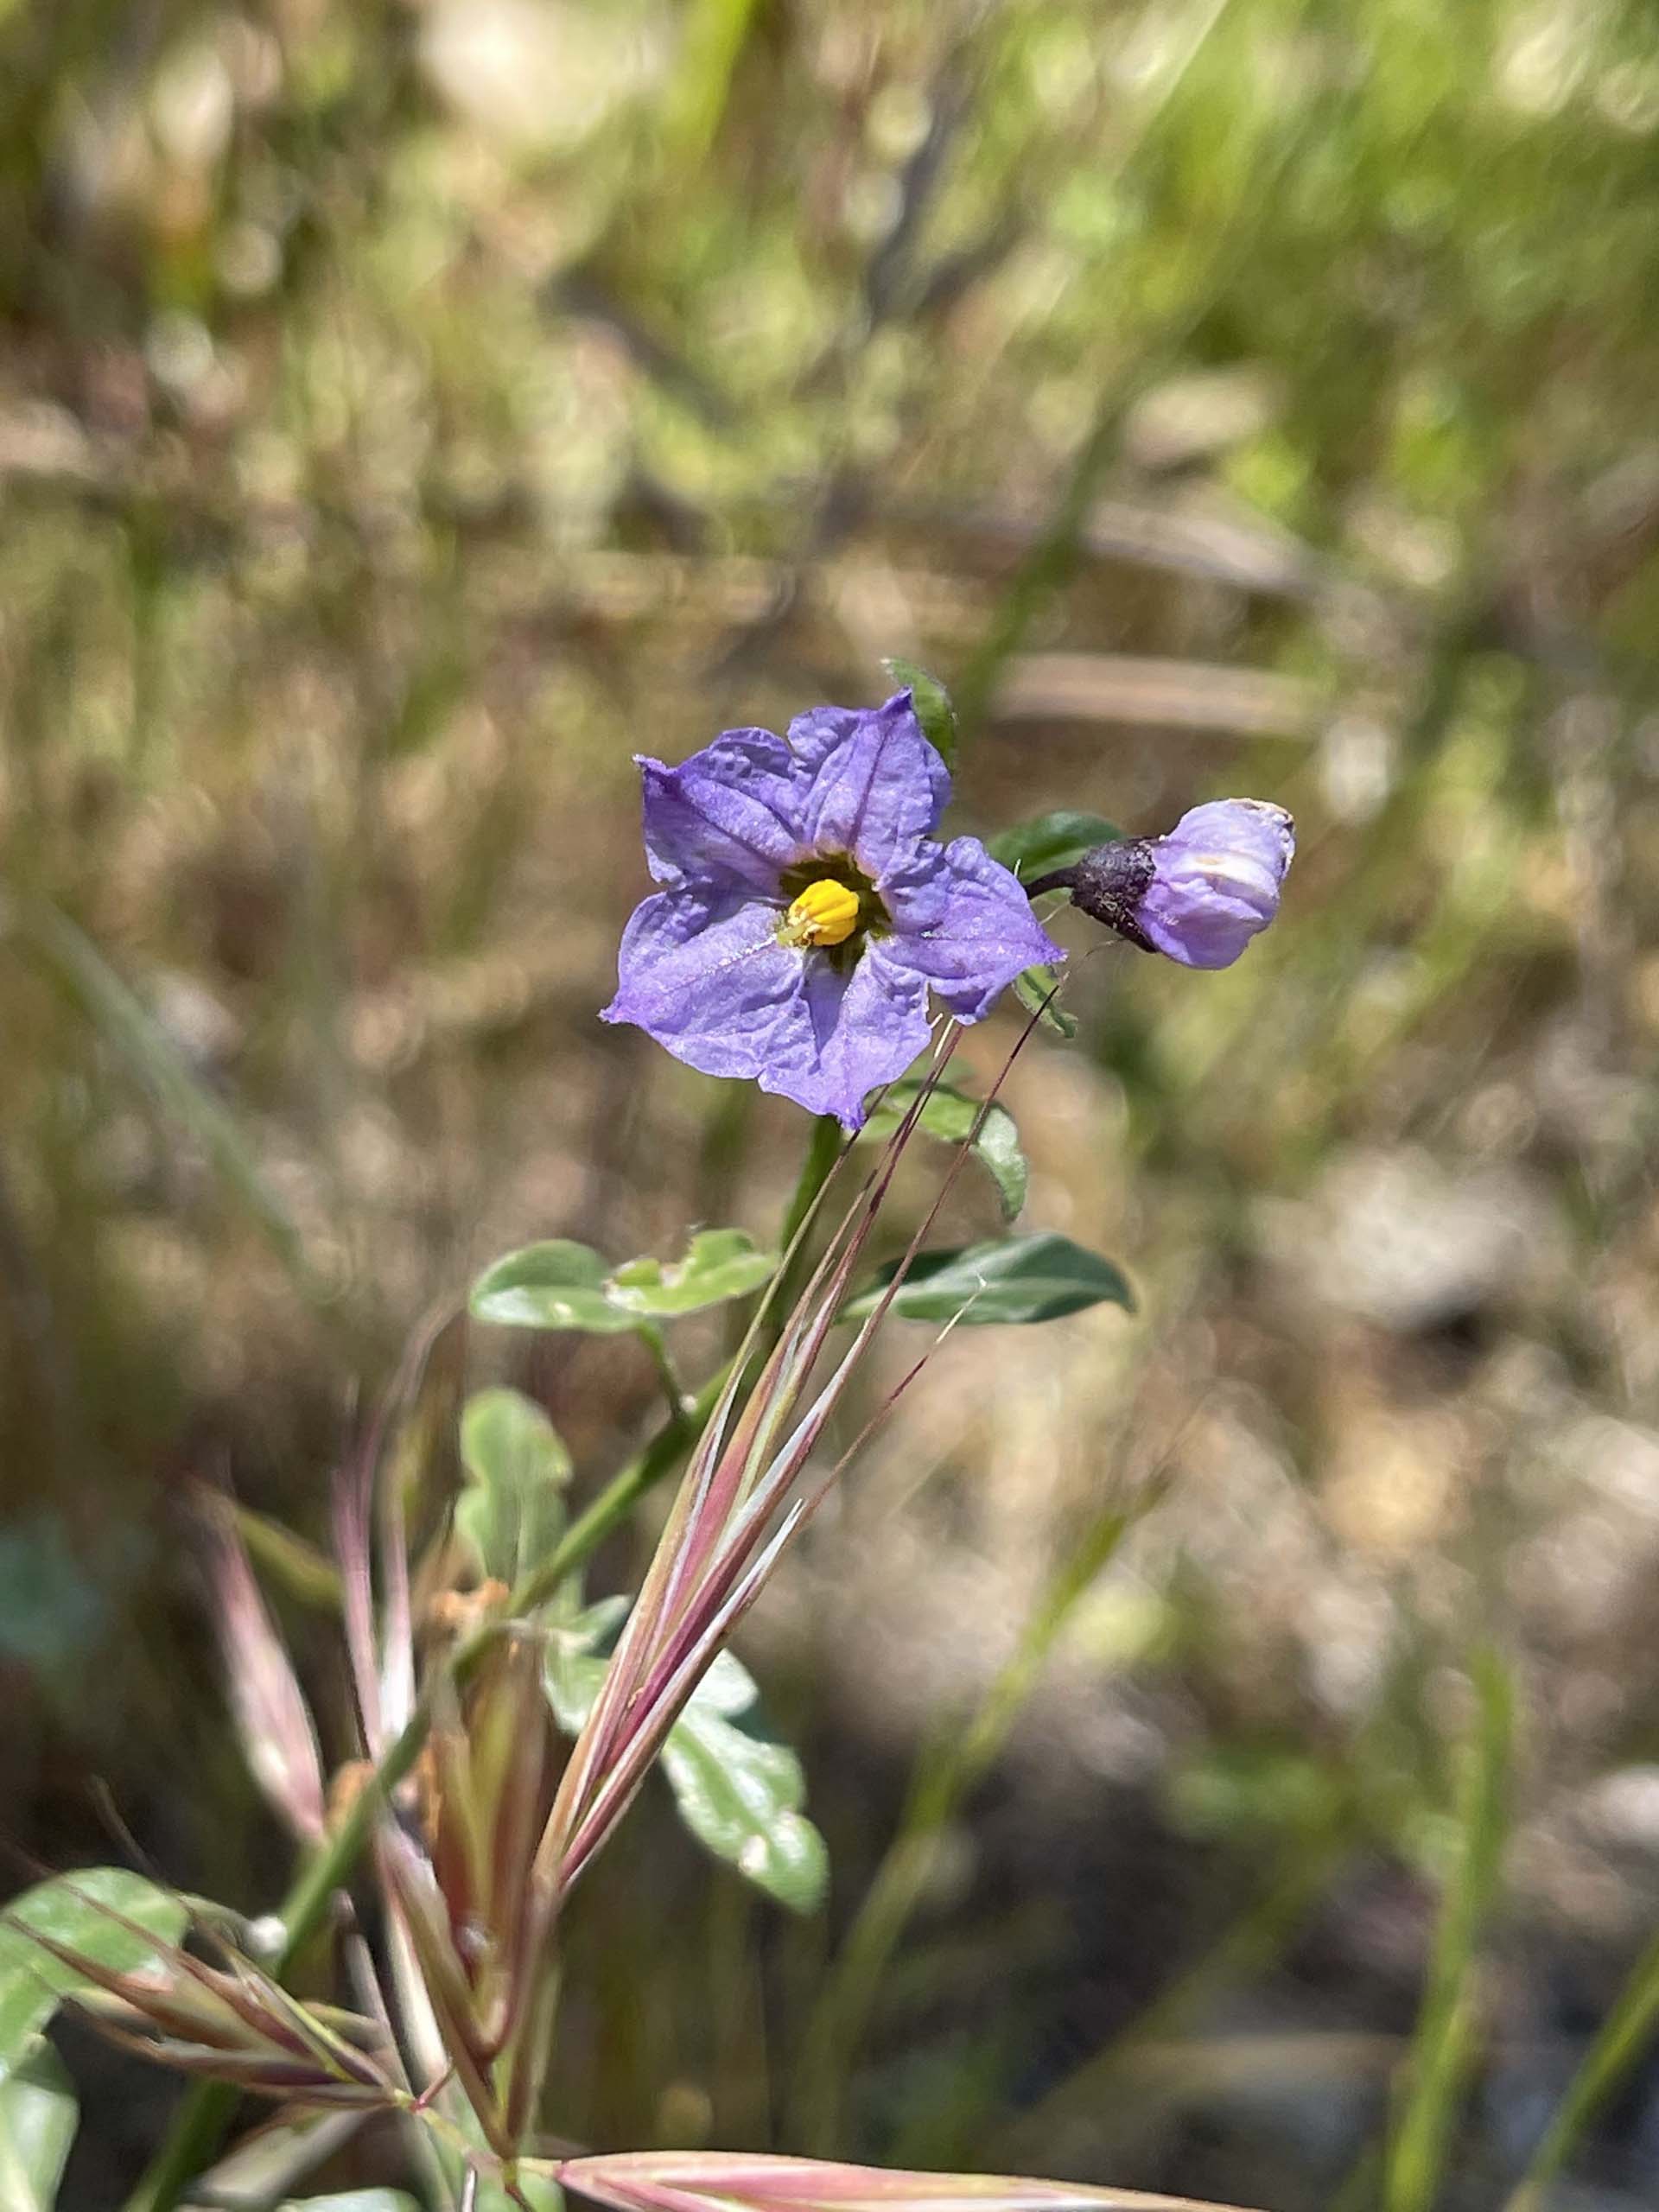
[541,1598,628,1733]
[605,1229,775,1318]
[458,1388,573,1584]
[842,1233,1135,1326]
[659,1706,828,1914]
[469,1241,637,1333]
[1014,962,1075,1037]
[863,1084,1028,1222]
[0,1870,188,2082]
[988,810,1122,880]
[0,2041,76,2211]
[543,1608,826,1912]
[473,1231,774,1334]
[882,659,959,771]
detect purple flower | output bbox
[1041,799,1294,969]
[601,690,1064,1129]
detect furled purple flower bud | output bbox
[1046,800,1294,969]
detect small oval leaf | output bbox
[470,1241,636,1333]
[458,1388,573,1584]
[606,1229,776,1319]
[988,810,1122,880]
[473,1231,775,1332]
[863,1084,1028,1223]
[0,1871,188,2081]
[882,659,959,772]
[1014,962,1075,1038]
[660,1707,828,1915]
[842,1233,1135,1326]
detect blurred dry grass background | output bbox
[5,0,1659,2202]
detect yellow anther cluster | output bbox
[778,877,861,950]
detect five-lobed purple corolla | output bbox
[604,689,1294,1127]
[601,690,1064,1129]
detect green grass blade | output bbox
[1383,1649,1516,2212]
[1503,1922,1659,2212]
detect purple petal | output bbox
[762,949,932,1129]
[1138,798,1294,969]
[788,691,950,880]
[639,729,810,893]
[881,836,1065,1020]
[601,890,931,1128]
[601,887,801,1080]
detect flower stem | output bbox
[1020,867,1078,901]
[778,1113,843,1304]
[640,1322,689,1422]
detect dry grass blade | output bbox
[197,1492,327,1846]
[535,1047,954,1892]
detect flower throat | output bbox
[775,855,890,965]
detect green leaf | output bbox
[0,1870,188,2082]
[472,1230,775,1334]
[541,1598,627,1732]
[458,1388,573,1585]
[543,1608,827,1912]
[842,1233,1135,1326]
[882,659,959,772]
[469,1241,637,1333]
[862,1084,1028,1222]
[605,1228,775,1319]
[0,2041,76,2211]
[1014,962,1075,1038]
[988,810,1122,880]
[660,1704,828,1915]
